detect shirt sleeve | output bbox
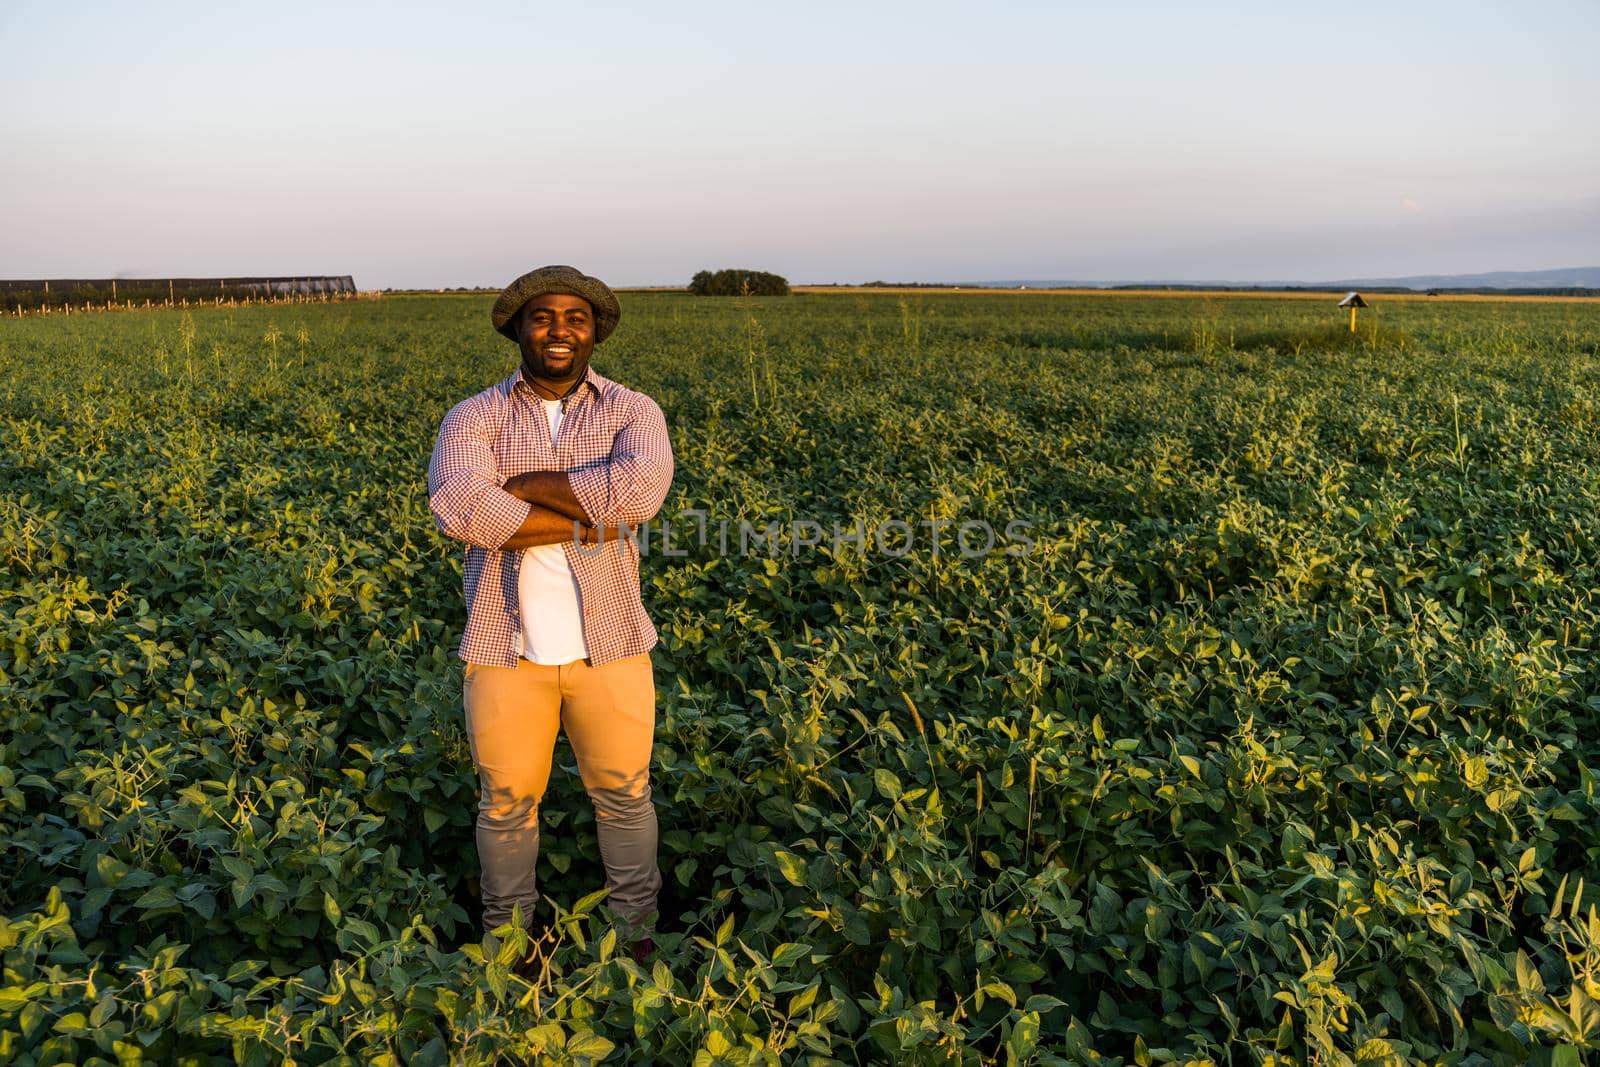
[427,397,530,550]
[567,393,674,527]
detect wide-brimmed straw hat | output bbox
[491,265,620,343]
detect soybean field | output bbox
[6,291,1600,1065]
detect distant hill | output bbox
[1326,266,1600,290]
[974,266,1600,291]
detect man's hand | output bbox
[503,471,589,523]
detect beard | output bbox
[521,347,590,394]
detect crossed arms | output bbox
[498,471,594,550]
[426,391,674,552]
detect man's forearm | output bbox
[502,471,589,522]
[501,503,593,551]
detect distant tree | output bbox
[688,269,789,296]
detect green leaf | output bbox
[1463,756,1489,788]
[789,980,820,1014]
[133,885,178,911]
[982,980,1016,1008]
[572,888,609,916]
[1005,1011,1040,1063]
[565,1030,615,1062]
[770,941,812,967]
[219,856,253,883]
[95,853,128,887]
[89,994,117,1028]
[1355,1038,1397,1064]
[773,851,809,887]
[1517,950,1545,993]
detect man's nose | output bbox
[549,320,573,339]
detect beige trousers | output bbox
[463,654,660,934]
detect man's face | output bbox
[516,293,595,386]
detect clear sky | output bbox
[2,1,1595,288]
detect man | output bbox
[426,264,673,954]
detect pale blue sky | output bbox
[2,1,1595,288]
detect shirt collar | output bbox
[504,363,605,404]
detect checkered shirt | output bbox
[427,365,674,667]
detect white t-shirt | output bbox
[517,398,589,665]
